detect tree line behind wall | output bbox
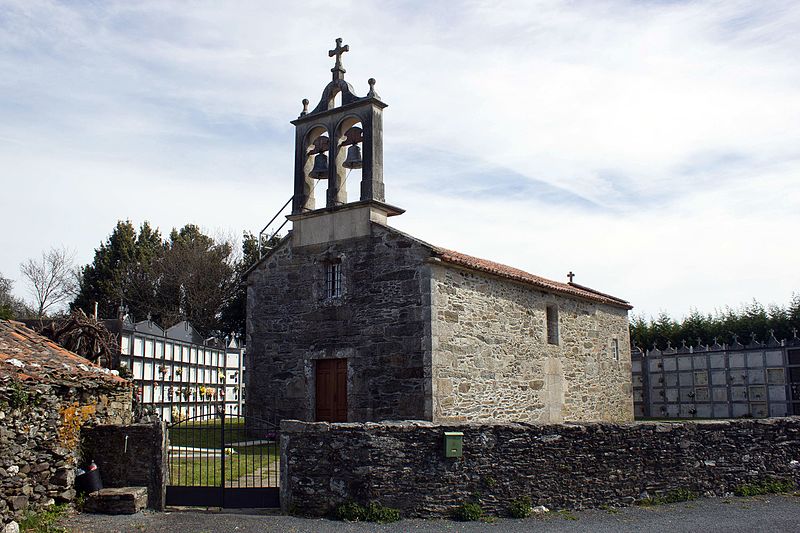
[630,295,800,350]
[71,220,268,338]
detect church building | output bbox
[246,40,634,425]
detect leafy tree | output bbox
[156,224,236,335]
[218,231,281,338]
[72,221,242,336]
[0,273,28,320]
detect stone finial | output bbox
[300,98,309,116]
[367,77,380,99]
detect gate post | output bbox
[220,407,226,507]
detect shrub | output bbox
[335,501,367,522]
[638,488,697,506]
[734,479,795,497]
[365,502,401,523]
[335,501,401,523]
[454,502,484,521]
[19,503,69,533]
[508,496,532,519]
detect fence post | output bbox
[220,407,226,506]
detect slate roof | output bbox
[431,248,632,310]
[0,320,129,388]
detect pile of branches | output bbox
[39,309,118,368]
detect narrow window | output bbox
[325,260,342,298]
[612,338,620,361]
[546,305,559,345]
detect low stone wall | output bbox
[0,379,132,526]
[280,418,800,517]
[81,422,167,510]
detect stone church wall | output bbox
[246,224,433,423]
[429,264,633,423]
[280,418,800,518]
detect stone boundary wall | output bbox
[0,379,132,527]
[81,422,167,510]
[280,418,800,517]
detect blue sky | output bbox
[1,0,799,320]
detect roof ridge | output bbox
[429,247,631,309]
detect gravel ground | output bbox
[61,494,800,533]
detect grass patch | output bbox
[734,479,796,497]
[638,488,697,506]
[453,502,484,521]
[169,444,279,486]
[19,503,69,533]
[168,417,281,486]
[334,502,401,523]
[168,418,277,448]
[508,496,532,519]
[556,510,578,521]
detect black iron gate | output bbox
[166,411,279,508]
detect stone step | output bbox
[83,487,148,515]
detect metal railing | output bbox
[258,196,293,259]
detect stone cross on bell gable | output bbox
[567,271,575,283]
[329,38,349,76]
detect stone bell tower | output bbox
[288,38,403,247]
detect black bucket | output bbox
[75,468,103,493]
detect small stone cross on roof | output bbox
[567,271,575,283]
[329,38,349,71]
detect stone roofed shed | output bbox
[0,320,132,526]
[245,39,634,426]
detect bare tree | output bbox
[20,246,77,318]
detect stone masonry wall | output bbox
[0,378,132,527]
[80,422,167,510]
[281,418,800,518]
[246,224,433,423]
[430,264,633,423]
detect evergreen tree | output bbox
[0,273,28,319]
[72,220,164,320]
[73,221,241,335]
[631,295,800,349]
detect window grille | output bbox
[326,261,342,298]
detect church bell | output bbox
[342,144,363,169]
[309,153,329,179]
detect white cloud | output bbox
[0,0,798,320]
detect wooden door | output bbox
[315,358,347,422]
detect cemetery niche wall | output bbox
[104,317,246,421]
[631,332,800,419]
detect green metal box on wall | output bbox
[444,432,463,458]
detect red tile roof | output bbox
[0,320,129,387]
[431,248,632,309]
